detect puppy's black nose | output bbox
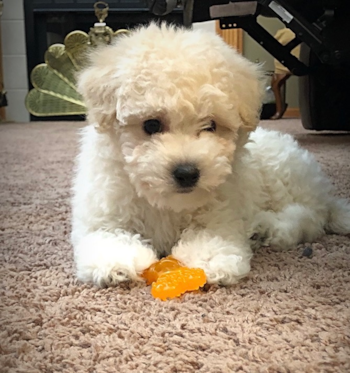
[173,163,200,188]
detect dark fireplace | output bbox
[24,1,183,121]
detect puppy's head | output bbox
[78,23,264,212]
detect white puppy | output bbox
[71,23,350,287]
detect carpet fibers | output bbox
[1,120,350,373]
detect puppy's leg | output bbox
[74,230,157,287]
[172,224,252,285]
[249,203,326,250]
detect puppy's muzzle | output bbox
[172,163,200,189]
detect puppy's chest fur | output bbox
[130,204,193,256]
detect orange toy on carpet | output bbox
[142,256,207,301]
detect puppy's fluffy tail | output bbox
[326,198,350,235]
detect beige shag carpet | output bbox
[1,120,350,373]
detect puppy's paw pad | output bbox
[93,267,131,287]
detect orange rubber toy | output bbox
[142,256,207,301]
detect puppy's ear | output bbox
[235,61,265,132]
[77,46,121,132]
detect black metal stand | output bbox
[216,0,349,76]
[220,15,308,76]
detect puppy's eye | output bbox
[202,120,216,133]
[143,119,163,135]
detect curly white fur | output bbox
[71,23,350,287]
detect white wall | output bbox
[2,0,29,122]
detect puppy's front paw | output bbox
[74,232,157,287]
[202,254,251,285]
